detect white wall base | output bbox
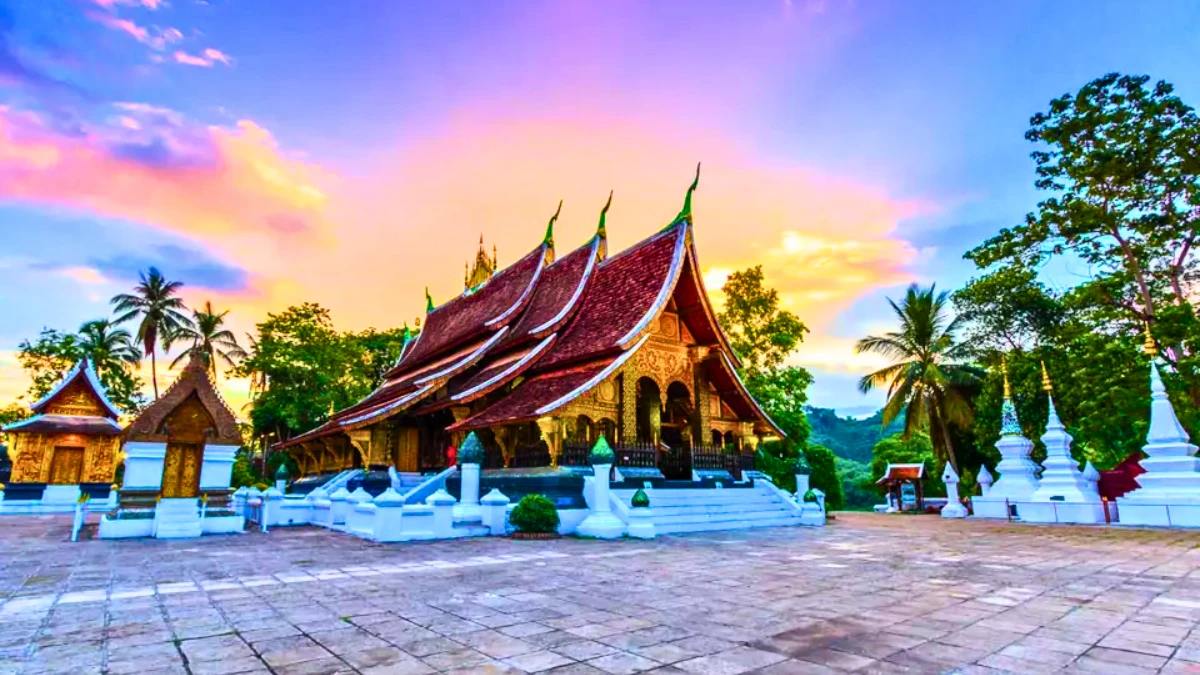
[972,496,1018,519]
[202,515,245,534]
[1116,499,1200,527]
[1020,500,1107,524]
[42,485,82,505]
[99,516,154,539]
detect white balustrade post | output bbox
[577,438,625,539]
[263,486,284,531]
[978,465,994,497]
[941,463,968,518]
[308,486,332,527]
[480,488,511,535]
[372,488,405,542]
[329,487,351,525]
[427,489,457,537]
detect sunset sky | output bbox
[1,1,1197,416]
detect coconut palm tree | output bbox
[76,319,141,370]
[855,284,982,473]
[111,267,191,399]
[170,301,248,378]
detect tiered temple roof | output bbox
[278,179,780,450]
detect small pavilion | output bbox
[877,462,926,512]
[100,355,244,538]
[0,357,123,512]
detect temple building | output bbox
[277,172,782,479]
[0,358,122,512]
[99,354,244,538]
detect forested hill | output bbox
[806,406,904,463]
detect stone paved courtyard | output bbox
[2,514,1200,675]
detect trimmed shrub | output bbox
[803,489,818,503]
[459,431,486,465]
[588,437,615,465]
[509,494,560,534]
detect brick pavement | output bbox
[1,513,1199,675]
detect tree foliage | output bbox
[233,303,408,443]
[718,266,813,447]
[16,324,147,414]
[111,267,191,399]
[856,284,983,472]
[170,300,248,377]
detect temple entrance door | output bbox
[48,447,84,484]
[396,427,419,472]
[161,443,203,498]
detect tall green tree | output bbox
[856,284,983,473]
[233,303,409,445]
[966,73,1200,403]
[170,301,248,378]
[111,267,191,399]
[718,266,813,447]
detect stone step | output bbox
[647,504,798,519]
[650,507,800,524]
[657,514,803,534]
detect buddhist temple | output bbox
[99,354,245,538]
[277,170,782,482]
[0,357,122,512]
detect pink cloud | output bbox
[91,0,165,10]
[174,48,233,67]
[89,12,183,51]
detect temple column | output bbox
[620,370,637,444]
[537,416,562,467]
[690,347,712,446]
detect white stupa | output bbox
[1024,362,1104,524]
[974,358,1042,519]
[1118,329,1200,527]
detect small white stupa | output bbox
[1118,327,1200,527]
[974,358,1042,519]
[940,463,968,518]
[1024,362,1104,524]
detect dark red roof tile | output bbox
[534,223,686,372]
[449,357,616,430]
[389,245,546,376]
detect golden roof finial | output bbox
[1002,355,1012,399]
[1143,322,1157,357]
[1041,360,1053,393]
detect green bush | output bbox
[509,494,560,533]
[803,489,818,503]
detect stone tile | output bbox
[455,630,539,659]
[586,651,662,674]
[503,649,577,672]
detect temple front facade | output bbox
[0,358,122,511]
[277,179,781,480]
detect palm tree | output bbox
[111,267,191,398]
[170,301,248,378]
[76,319,141,370]
[855,284,981,473]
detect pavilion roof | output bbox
[2,414,122,436]
[876,462,926,484]
[26,357,121,420]
[125,355,241,445]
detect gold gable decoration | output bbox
[125,355,241,445]
[465,234,498,290]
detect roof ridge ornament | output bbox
[597,190,612,261]
[1143,321,1157,357]
[999,355,1021,437]
[425,287,434,313]
[544,200,562,250]
[668,162,700,228]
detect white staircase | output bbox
[611,485,804,534]
[394,472,425,491]
[154,498,203,539]
[452,514,491,537]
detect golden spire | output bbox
[1041,360,1053,393]
[1143,322,1158,357]
[1002,355,1012,399]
